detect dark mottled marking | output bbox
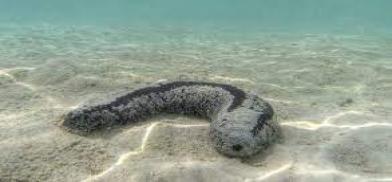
[251,103,274,136]
[110,81,246,111]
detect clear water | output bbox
[1,0,392,32]
[1,1,392,182]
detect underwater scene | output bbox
[0,0,392,181]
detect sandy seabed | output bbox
[0,24,392,182]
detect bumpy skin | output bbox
[63,81,280,157]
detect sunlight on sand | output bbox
[0,111,38,123]
[245,163,293,182]
[296,166,392,181]
[210,75,255,84]
[263,97,294,104]
[281,110,392,130]
[0,67,80,110]
[81,122,209,182]
[0,67,37,91]
[80,123,158,182]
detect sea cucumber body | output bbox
[63,81,280,157]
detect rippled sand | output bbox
[1,24,392,182]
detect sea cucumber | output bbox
[62,81,281,157]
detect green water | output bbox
[1,0,391,33]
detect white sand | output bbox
[0,24,392,182]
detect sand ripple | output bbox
[1,24,392,181]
